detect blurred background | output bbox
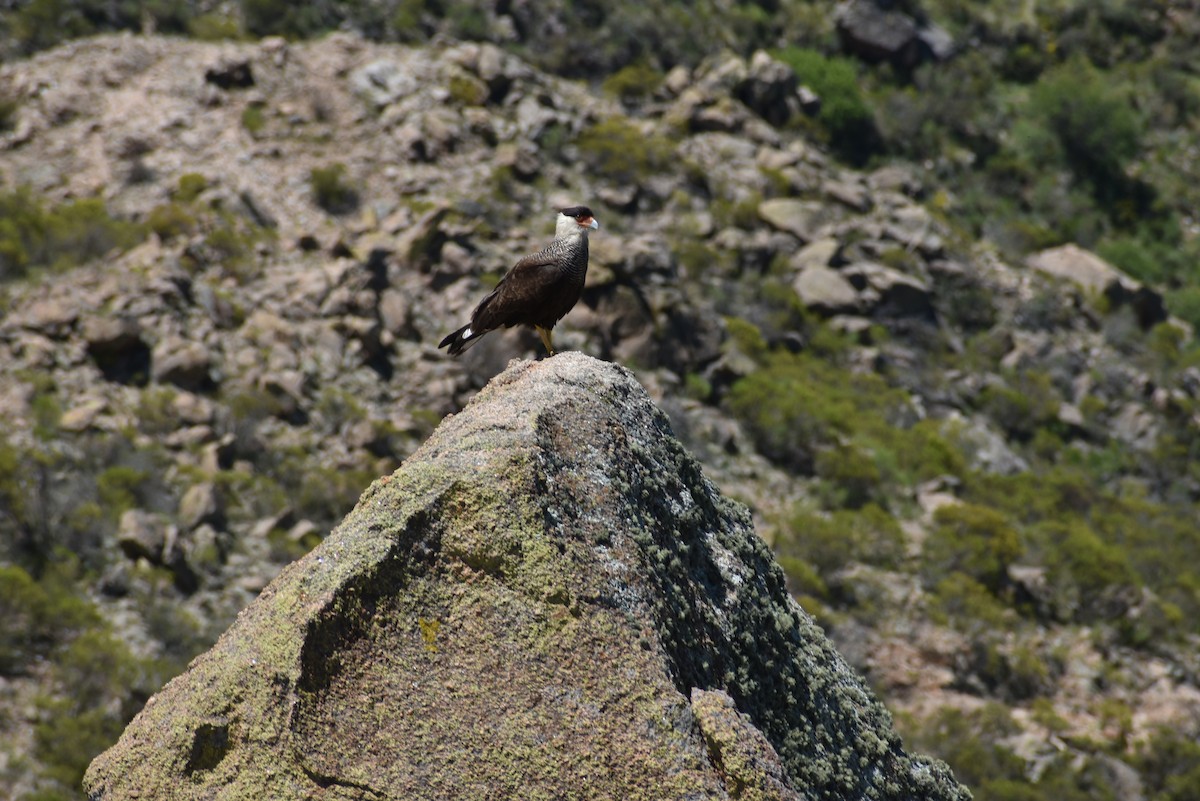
[1,1,1199,799]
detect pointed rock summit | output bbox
[85,353,969,801]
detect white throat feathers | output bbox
[555,212,587,241]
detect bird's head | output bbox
[556,206,600,238]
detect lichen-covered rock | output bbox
[84,353,968,801]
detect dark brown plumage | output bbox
[439,206,599,356]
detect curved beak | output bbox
[586,217,600,230]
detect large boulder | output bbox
[834,0,955,68]
[1027,244,1167,329]
[85,354,969,801]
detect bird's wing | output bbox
[472,250,561,329]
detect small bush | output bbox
[0,564,97,675]
[1027,57,1143,192]
[174,173,208,203]
[187,13,242,41]
[146,203,197,240]
[447,73,487,106]
[1167,286,1200,331]
[978,371,1060,442]
[923,503,1022,594]
[309,163,360,215]
[35,626,159,795]
[727,349,908,472]
[575,116,675,183]
[814,445,882,509]
[96,465,150,517]
[1136,727,1200,801]
[189,211,275,282]
[0,188,145,282]
[240,103,267,136]
[602,61,664,102]
[780,503,905,576]
[772,47,881,165]
[0,92,20,132]
[242,0,337,38]
[931,573,1011,629]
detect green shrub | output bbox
[1136,727,1200,801]
[1167,286,1200,330]
[0,188,145,282]
[392,0,430,40]
[309,163,360,215]
[772,47,880,164]
[241,103,267,136]
[242,0,337,38]
[146,203,197,240]
[31,393,61,441]
[723,317,768,360]
[711,192,762,230]
[889,420,967,486]
[0,92,19,132]
[931,573,1011,629]
[923,503,1022,594]
[814,445,882,509]
[779,503,905,576]
[35,626,161,795]
[448,73,488,106]
[174,173,209,203]
[96,465,149,517]
[187,12,242,40]
[602,61,664,102]
[0,564,97,675]
[191,212,276,282]
[978,372,1060,441]
[1027,57,1143,192]
[575,116,675,182]
[11,0,96,54]
[727,349,908,472]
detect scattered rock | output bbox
[117,509,167,563]
[84,316,150,384]
[204,55,254,89]
[950,413,1030,475]
[824,178,872,212]
[60,398,107,432]
[1111,402,1157,449]
[790,237,842,272]
[1027,244,1167,329]
[835,0,955,68]
[1027,244,1131,296]
[736,51,800,127]
[757,198,823,242]
[16,298,77,337]
[842,261,935,320]
[794,265,860,315]
[151,337,213,391]
[178,482,224,531]
[835,0,920,65]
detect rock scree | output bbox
[84,353,969,801]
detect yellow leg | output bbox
[535,326,556,356]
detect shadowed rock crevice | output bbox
[184,722,230,775]
[85,353,969,801]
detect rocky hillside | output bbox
[85,353,970,801]
[1,30,1200,801]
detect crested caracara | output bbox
[439,206,600,356]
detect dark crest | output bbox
[559,206,594,219]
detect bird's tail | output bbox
[438,324,486,356]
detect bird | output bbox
[439,206,600,357]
